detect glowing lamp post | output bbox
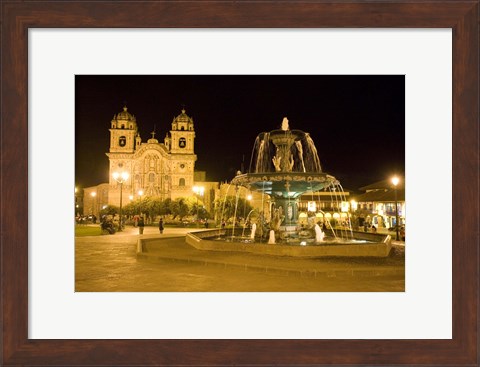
[90,192,97,216]
[391,176,400,240]
[192,185,205,226]
[350,199,357,228]
[74,187,79,215]
[137,190,144,215]
[244,194,253,223]
[113,171,129,232]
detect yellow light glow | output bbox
[138,190,144,196]
[113,171,129,183]
[90,192,96,197]
[193,186,205,195]
[391,176,400,186]
[247,194,253,201]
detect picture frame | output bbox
[1,1,478,365]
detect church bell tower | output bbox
[168,108,197,197]
[170,108,195,154]
[109,106,138,153]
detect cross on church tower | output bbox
[151,124,156,139]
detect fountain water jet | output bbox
[250,223,257,239]
[268,230,276,244]
[314,223,325,243]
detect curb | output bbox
[136,252,404,279]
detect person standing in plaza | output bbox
[138,216,145,235]
[158,218,164,234]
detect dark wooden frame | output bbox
[1,1,478,366]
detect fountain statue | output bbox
[270,206,284,231]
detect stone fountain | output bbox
[231,117,337,233]
[183,118,392,258]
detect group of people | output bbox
[75,214,97,225]
[363,222,377,233]
[135,216,164,235]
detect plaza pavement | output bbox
[75,225,405,292]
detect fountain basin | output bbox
[186,229,392,258]
[231,172,337,198]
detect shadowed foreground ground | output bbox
[75,226,404,292]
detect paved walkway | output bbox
[75,225,405,292]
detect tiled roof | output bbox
[353,189,405,202]
[359,178,405,191]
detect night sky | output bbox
[75,75,404,191]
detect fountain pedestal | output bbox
[272,197,299,229]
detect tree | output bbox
[214,196,253,222]
[99,205,119,217]
[148,198,164,218]
[160,198,172,216]
[138,196,152,217]
[191,200,209,220]
[170,198,192,220]
[122,202,137,217]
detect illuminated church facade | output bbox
[106,106,197,207]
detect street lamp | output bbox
[391,176,400,240]
[245,194,253,222]
[350,199,357,229]
[137,189,144,216]
[90,192,97,217]
[75,187,79,215]
[113,171,129,232]
[192,185,205,226]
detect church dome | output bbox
[173,108,193,124]
[115,106,136,122]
